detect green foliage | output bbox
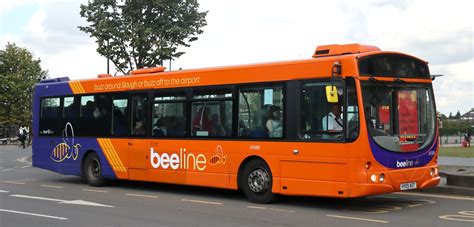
[79,0,208,74]
[439,146,474,158]
[0,43,48,130]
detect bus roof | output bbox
[36,44,430,96]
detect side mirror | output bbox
[326,86,339,103]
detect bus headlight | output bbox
[430,168,438,177]
[370,174,377,183]
[379,173,385,182]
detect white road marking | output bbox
[2,181,25,185]
[247,206,295,213]
[125,193,158,199]
[6,178,35,182]
[439,211,474,223]
[16,157,30,163]
[268,208,296,213]
[247,206,267,210]
[1,168,13,172]
[20,165,32,168]
[0,189,10,193]
[10,194,114,207]
[181,199,222,205]
[0,209,68,220]
[40,184,64,189]
[82,189,109,193]
[396,192,474,201]
[327,215,389,223]
[11,194,64,202]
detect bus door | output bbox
[128,94,150,171]
[279,80,350,197]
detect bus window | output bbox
[131,94,148,136]
[299,81,344,140]
[346,78,359,141]
[192,89,232,137]
[78,95,111,136]
[112,95,128,136]
[63,96,79,121]
[39,97,61,136]
[152,94,186,137]
[238,86,284,138]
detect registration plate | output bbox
[400,182,417,190]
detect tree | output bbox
[0,43,48,133]
[455,110,461,119]
[79,0,208,74]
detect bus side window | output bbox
[112,95,129,136]
[152,94,186,137]
[191,89,232,137]
[238,86,284,138]
[131,95,148,136]
[39,97,61,136]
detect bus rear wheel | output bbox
[83,153,106,186]
[241,159,275,204]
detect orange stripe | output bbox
[104,139,126,172]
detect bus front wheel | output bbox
[83,152,106,186]
[241,159,276,204]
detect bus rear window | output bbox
[358,54,430,78]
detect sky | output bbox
[0,0,473,116]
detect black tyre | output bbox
[241,159,276,204]
[83,153,106,186]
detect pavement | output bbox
[417,156,474,196]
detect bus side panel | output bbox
[33,137,118,180]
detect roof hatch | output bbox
[131,66,166,75]
[312,43,380,58]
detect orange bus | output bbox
[32,43,440,203]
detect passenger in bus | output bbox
[249,107,269,138]
[266,105,282,138]
[211,114,225,136]
[82,101,95,119]
[132,120,145,136]
[322,102,343,131]
[152,117,166,137]
[238,120,249,137]
[192,106,212,135]
[167,116,185,137]
[112,108,127,135]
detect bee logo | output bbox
[50,122,80,162]
[209,145,227,165]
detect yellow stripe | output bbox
[77,81,85,93]
[107,139,126,172]
[98,139,117,168]
[70,81,79,94]
[68,82,76,93]
[101,139,121,170]
[99,139,124,173]
[104,139,126,172]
